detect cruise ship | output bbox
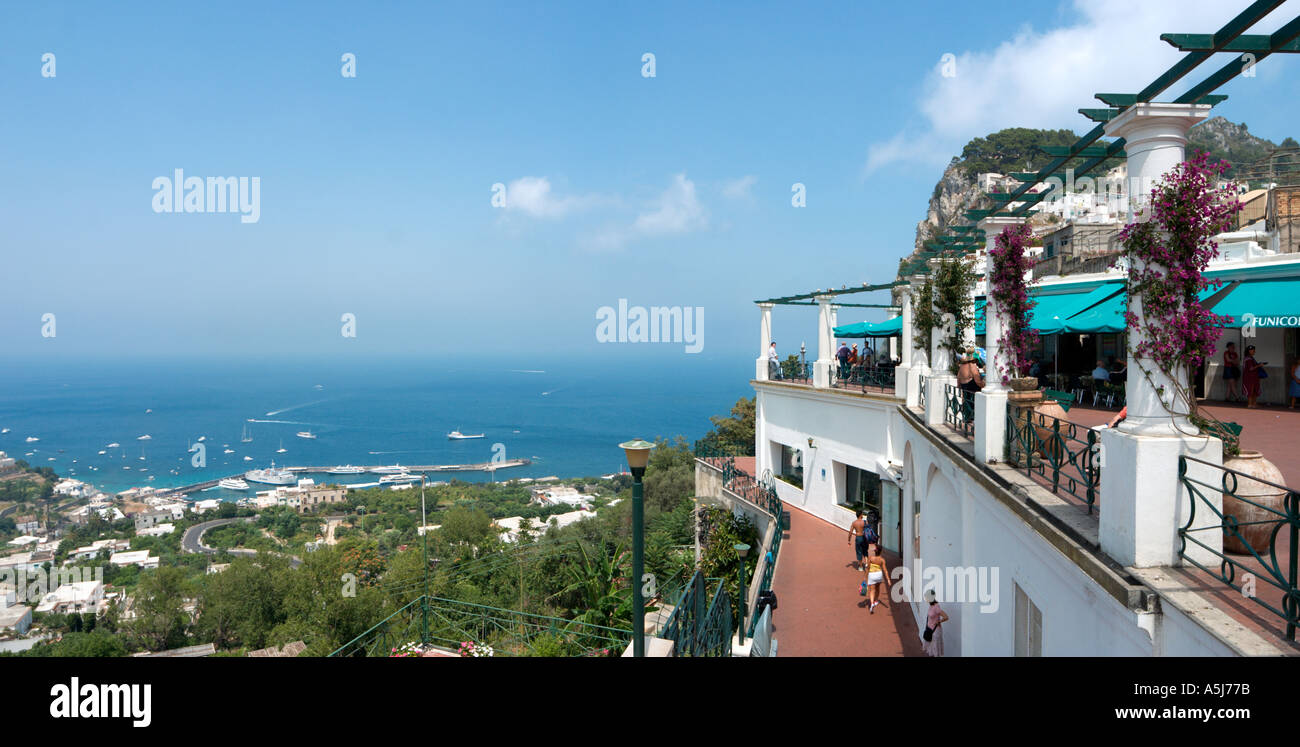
[328,465,365,474]
[369,464,407,474]
[245,461,295,485]
[218,478,249,490]
[447,430,485,440]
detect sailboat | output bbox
[241,425,253,443]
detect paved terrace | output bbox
[729,456,924,657]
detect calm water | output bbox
[0,353,751,498]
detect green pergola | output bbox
[899,1,1300,277]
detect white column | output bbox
[813,295,835,389]
[1099,102,1222,568]
[897,289,914,403]
[973,217,1022,463]
[756,303,773,381]
[925,262,955,425]
[909,275,930,405]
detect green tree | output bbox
[705,398,755,453]
[129,566,192,651]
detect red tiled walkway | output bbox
[771,505,925,657]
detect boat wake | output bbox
[265,398,331,417]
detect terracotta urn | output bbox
[1220,450,1288,555]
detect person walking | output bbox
[1289,356,1300,409]
[848,509,876,571]
[1243,345,1266,409]
[921,589,948,657]
[861,543,890,614]
[1223,342,1242,402]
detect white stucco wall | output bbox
[752,380,1265,657]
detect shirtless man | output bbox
[848,510,870,570]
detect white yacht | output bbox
[245,461,295,486]
[25,436,39,443]
[106,442,120,449]
[137,434,152,441]
[296,431,317,440]
[276,439,287,454]
[328,465,365,474]
[0,428,9,434]
[243,456,253,462]
[447,430,485,440]
[219,478,250,490]
[379,472,420,484]
[369,464,407,474]
[223,448,235,454]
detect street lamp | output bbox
[734,542,751,646]
[620,439,655,658]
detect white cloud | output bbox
[865,0,1300,174]
[721,175,758,200]
[581,173,708,250]
[502,176,604,218]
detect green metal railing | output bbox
[329,595,632,657]
[944,384,974,438]
[693,441,786,638]
[1004,405,1100,513]
[1178,455,1299,641]
[779,358,811,382]
[659,571,733,657]
[837,364,897,393]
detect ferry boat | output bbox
[379,472,420,484]
[245,461,295,486]
[447,430,485,440]
[218,478,250,490]
[369,465,408,474]
[328,465,365,474]
[296,431,317,440]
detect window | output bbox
[776,444,803,488]
[1014,583,1043,657]
[839,465,882,516]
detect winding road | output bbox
[181,516,302,568]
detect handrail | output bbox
[1178,455,1299,641]
[1004,404,1100,513]
[944,383,975,439]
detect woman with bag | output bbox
[921,589,948,657]
[860,543,890,613]
[1243,345,1266,409]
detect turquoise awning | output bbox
[834,316,901,337]
[975,283,1121,335]
[1208,279,1300,328]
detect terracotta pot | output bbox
[1220,451,1288,555]
[1010,377,1039,392]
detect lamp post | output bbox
[420,473,429,646]
[734,542,751,646]
[800,342,807,379]
[620,439,655,657]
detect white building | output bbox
[0,584,32,634]
[496,510,596,543]
[193,499,223,515]
[109,550,160,569]
[136,522,176,538]
[34,580,104,614]
[69,538,130,561]
[530,485,591,508]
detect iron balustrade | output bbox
[693,439,786,637]
[1178,455,1299,641]
[917,375,928,411]
[778,358,811,382]
[1004,405,1100,513]
[660,572,734,657]
[944,384,975,439]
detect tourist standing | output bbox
[848,509,875,571]
[1223,342,1242,402]
[1243,345,1265,409]
[922,590,948,657]
[836,342,851,380]
[861,543,890,613]
[768,341,782,380]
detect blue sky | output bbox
[2,0,1297,360]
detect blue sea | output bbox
[0,354,751,499]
